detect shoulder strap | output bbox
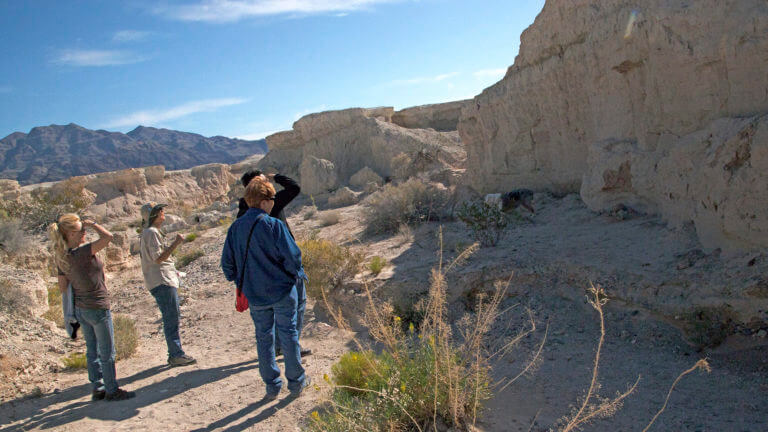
[236,213,268,292]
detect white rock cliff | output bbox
[458,0,768,251]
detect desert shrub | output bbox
[0,218,32,255]
[0,279,34,316]
[114,315,138,360]
[678,305,736,348]
[218,216,233,228]
[297,236,363,298]
[395,223,414,246]
[368,256,387,275]
[303,206,318,220]
[176,249,204,268]
[330,351,386,394]
[109,223,129,232]
[61,352,87,370]
[309,232,512,431]
[0,180,91,233]
[390,152,412,181]
[42,285,64,328]
[456,201,515,247]
[185,232,199,242]
[362,178,451,235]
[319,210,341,226]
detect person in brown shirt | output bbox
[49,213,135,402]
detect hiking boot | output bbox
[105,388,135,401]
[91,389,106,401]
[289,376,311,397]
[168,354,197,367]
[263,391,279,402]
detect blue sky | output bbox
[0,0,545,140]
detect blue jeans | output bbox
[150,285,185,358]
[74,307,119,394]
[248,284,306,395]
[274,278,306,350]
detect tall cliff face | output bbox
[458,0,768,250]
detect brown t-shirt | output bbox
[58,242,110,310]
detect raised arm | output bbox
[83,219,113,255]
[271,173,300,215]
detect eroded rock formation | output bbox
[391,100,471,131]
[458,0,768,250]
[258,107,466,195]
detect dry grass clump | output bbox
[309,231,539,431]
[362,178,451,236]
[297,235,363,298]
[42,285,64,328]
[319,210,342,226]
[185,232,199,242]
[176,249,204,269]
[0,278,35,316]
[61,352,87,370]
[0,218,32,255]
[114,314,139,360]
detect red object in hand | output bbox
[236,288,249,312]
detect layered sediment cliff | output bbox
[458,0,768,250]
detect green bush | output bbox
[362,178,451,235]
[114,315,138,360]
[368,256,388,275]
[185,232,199,242]
[176,249,204,268]
[297,236,363,298]
[456,201,515,247]
[61,352,87,370]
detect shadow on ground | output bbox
[0,360,258,431]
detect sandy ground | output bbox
[2,193,768,431]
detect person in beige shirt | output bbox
[140,203,196,367]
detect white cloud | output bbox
[104,98,249,128]
[113,30,153,43]
[54,49,147,67]
[156,0,402,22]
[387,72,459,86]
[473,68,507,80]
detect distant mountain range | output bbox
[0,124,268,185]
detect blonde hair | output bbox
[244,178,276,208]
[48,213,81,274]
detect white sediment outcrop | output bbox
[258,107,466,196]
[458,0,768,251]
